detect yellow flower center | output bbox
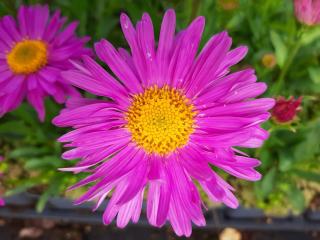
[126,85,196,155]
[6,40,48,75]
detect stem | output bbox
[271,40,302,95]
[271,25,309,95]
[190,0,201,22]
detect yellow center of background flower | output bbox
[6,40,47,75]
[126,85,196,155]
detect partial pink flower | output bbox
[53,10,274,237]
[294,0,320,26]
[272,96,302,123]
[0,5,90,121]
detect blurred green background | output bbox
[0,0,319,215]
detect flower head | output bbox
[53,10,274,237]
[272,96,302,124]
[0,5,90,121]
[294,0,320,26]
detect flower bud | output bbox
[272,96,303,123]
[294,0,320,26]
[262,53,277,69]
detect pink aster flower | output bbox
[0,5,90,121]
[53,10,275,237]
[294,0,320,26]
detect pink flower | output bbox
[53,10,274,237]
[272,96,302,123]
[294,0,320,26]
[0,5,90,121]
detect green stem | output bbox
[271,40,302,95]
[190,0,201,22]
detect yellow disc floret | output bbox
[6,40,48,75]
[126,85,196,155]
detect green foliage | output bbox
[0,0,319,215]
[270,31,287,68]
[0,102,84,211]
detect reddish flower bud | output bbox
[272,96,303,123]
[294,0,320,26]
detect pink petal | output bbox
[200,98,275,117]
[168,16,205,88]
[95,39,142,93]
[27,90,46,121]
[157,9,176,86]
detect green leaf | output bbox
[9,147,50,159]
[279,151,293,171]
[258,148,272,170]
[260,167,277,198]
[308,67,320,84]
[5,181,39,196]
[294,121,320,161]
[270,30,287,68]
[292,169,320,183]
[69,0,88,35]
[36,177,62,212]
[301,26,320,45]
[288,185,305,212]
[0,121,29,135]
[10,104,38,126]
[226,13,245,30]
[24,156,62,170]
[36,190,51,213]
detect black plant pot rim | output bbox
[0,193,319,231]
